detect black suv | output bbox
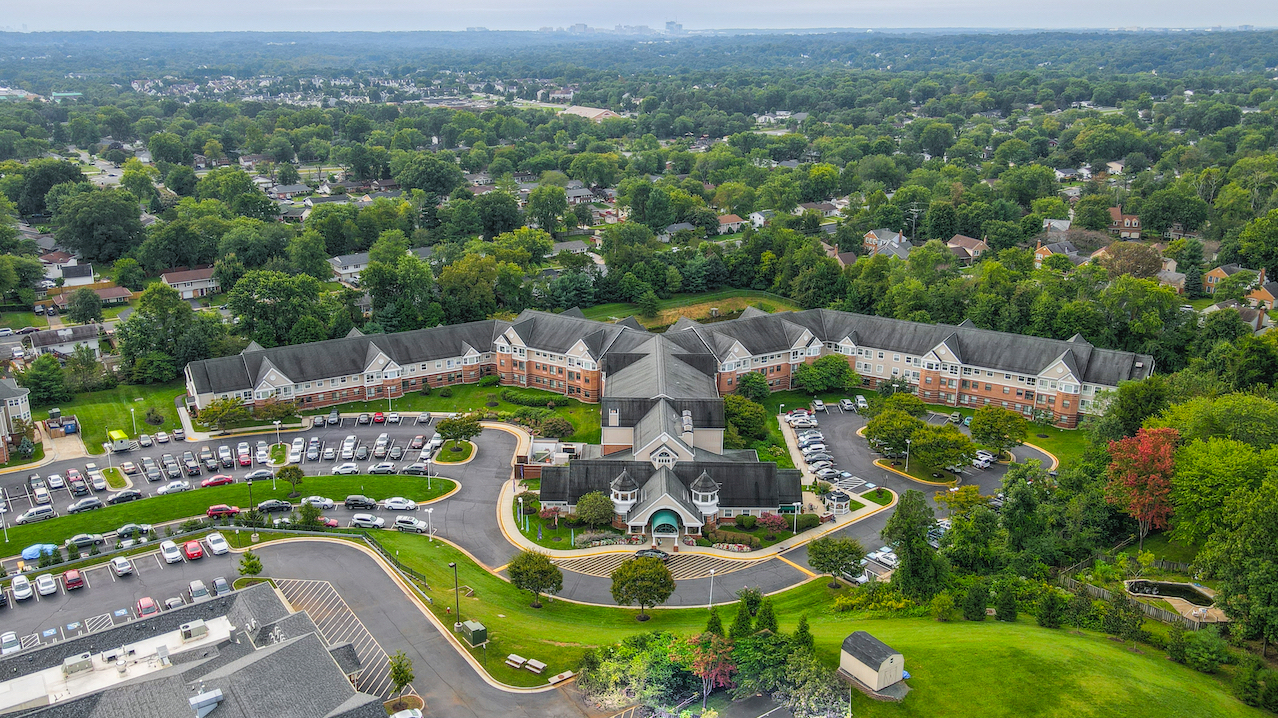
[257,499,293,513]
[344,495,376,510]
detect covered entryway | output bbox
[651,509,680,536]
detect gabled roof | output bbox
[161,267,216,283]
[628,467,702,525]
[29,324,98,348]
[842,631,900,668]
[633,399,691,456]
[540,459,802,508]
[61,264,93,279]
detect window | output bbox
[1003,386,1010,394]
[893,354,900,362]
[876,365,884,374]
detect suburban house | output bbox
[60,264,95,287]
[1109,206,1142,239]
[565,187,595,205]
[862,229,911,260]
[29,325,101,358]
[161,267,221,299]
[51,285,133,309]
[38,251,76,280]
[268,183,310,199]
[1157,269,1188,294]
[304,195,349,208]
[946,235,989,265]
[659,222,696,242]
[1247,279,1278,310]
[1106,160,1126,175]
[559,105,621,122]
[0,582,385,718]
[749,210,774,228]
[840,631,906,694]
[238,153,270,169]
[1202,263,1253,295]
[717,214,746,234]
[328,247,434,285]
[317,180,359,195]
[1042,218,1072,234]
[0,378,31,464]
[1034,240,1081,268]
[1054,167,1092,181]
[1204,300,1269,333]
[552,239,589,255]
[796,202,839,217]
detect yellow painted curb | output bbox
[1020,441,1060,471]
[434,440,478,466]
[776,555,816,578]
[874,459,955,487]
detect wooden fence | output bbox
[1059,576,1203,630]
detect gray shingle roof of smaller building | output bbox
[842,631,900,669]
[29,325,98,348]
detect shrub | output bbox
[1185,626,1231,673]
[515,491,540,514]
[1036,589,1066,628]
[439,387,453,397]
[963,582,989,621]
[1166,624,1188,664]
[709,530,760,548]
[419,386,431,396]
[795,513,821,531]
[734,515,758,530]
[537,416,575,438]
[502,389,562,408]
[930,592,956,621]
[736,586,763,615]
[758,513,788,532]
[995,581,1018,622]
[477,375,500,387]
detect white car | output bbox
[256,447,270,464]
[292,437,305,453]
[34,574,57,596]
[188,579,212,604]
[160,540,183,564]
[0,631,19,656]
[333,462,359,475]
[157,480,190,495]
[350,513,385,529]
[975,450,996,462]
[111,556,134,576]
[301,496,335,510]
[155,431,170,443]
[11,575,33,600]
[387,413,401,424]
[88,471,107,491]
[877,552,899,568]
[46,473,65,489]
[205,532,230,555]
[384,497,417,511]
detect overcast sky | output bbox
[4,1,1274,33]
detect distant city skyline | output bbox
[3,1,1275,34]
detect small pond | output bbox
[1127,580,1213,607]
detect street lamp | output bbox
[426,458,432,490]
[130,407,136,435]
[793,501,801,533]
[518,496,523,533]
[449,561,461,629]
[905,438,912,472]
[246,479,254,524]
[1,487,9,543]
[273,420,282,445]
[708,568,714,610]
[425,507,433,541]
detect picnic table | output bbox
[526,658,547,674]
[505,654,526,669]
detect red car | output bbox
[136,596,159,617]
[318,517,339,528]
[201,474,235,488]
[409,435,426,449]
[63,569,85,590]
[206,504,241,519]
[372,412,386,423]
[237,453,252,467]
[183,541,204,560]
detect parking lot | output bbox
[0,535,240,651]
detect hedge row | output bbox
[707,530,761,548]
[501,389,566,408]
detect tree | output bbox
[806,536,866,588]
[65,287,103,324]
[1201,471,1278,658]
[393,153,463,196]
[1168,437,1270,545]
[968,405,1028,458]
[723,394,767,442]
[18,354,70,405]
[287,231,332,280]
[1106,427,1177,549]
[195,396,250,431]
[1140,188,1209,236]
[436,414,482,451]
[705,608,725,636]
[1102,242,1163,279]
[963,582,989,621]
[113,257,146,291]
[474,191,521,239]
[680,632,736,710]
[239,551,262,576]
[930,592,957,621]
[994,580,1018,622]
[275,465,304,497]
[1238,209,1278,277]
[637,289,659,318]
[18,159,87,216]
[55,188,144,262]
[735,371,771,403]
[609,556,675,620]
[1065,592,1093,634]
[507,550,563,608]
[882,489,946,601]
[1103,592,1146,648]
[908,424,976,470]
[276,163,301,186]
[297,501,323,530]
[754,598,778,633]
[388,651,415,706]
[791,354,859,395]
[1074,195,1114,231]
[574,490,616,528]
[791,614,814,652]
[527,184,568,233]
[730,601,754,639]
[864,409,924,454]
[881,392,926,417]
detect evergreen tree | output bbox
[1036,589,1066,628]
[730,601,754,639]
[705,608,724,637]
[791,615,814,653]
[963,581,989,621]
[755,598,778,634]
[995,582,1018,622]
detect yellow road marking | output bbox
[776,555,816,577]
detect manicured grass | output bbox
[102,466,126,489]
[0,443,43,469]
[510,502,613,549]
[2,475,455,550]
[916,402,1090,470]
[375,531,1259,714]
[861,487,893,506]
[580,288,803,328]
[269,444,287,464]
[434,440,472,462]
[0,312,47,331]
[1141,532,1200,565]
[301,384,602,444]
[32,381,187,455]
[878,458,958,486]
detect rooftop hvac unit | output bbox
[190,688,224,718]
[61,652,93,676]
[180,619,209,643]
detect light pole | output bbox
[518,496,523,533]
[708,568,714,610]
[130,407,136,435]
[425,507,433,540]
[449,561,461,629]
[246,479,254,523]
[793,501,801,533]
[905,438,912,472]
[273,420,282,445]
[1,487,9,543]
[426,458,432,490]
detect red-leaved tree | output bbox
[1106,427,1177,550]
[676,632,736,710]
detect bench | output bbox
[505,654,526,669]
[525,658,546,674]
[548,670,575,685]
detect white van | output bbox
[855,395,868,411]
[15,505,57,525]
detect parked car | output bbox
[34,574,57,596]
[350,513,385,529]
[157,480,190,495]
[108,489,142,504]
[110,556,134,576]
[839,398,856,412]
[387,413,401,424]
[333,462,359,475]
[372,412,385,424]
[368,462,396,474]
[244,469,273,481]
[401,463,429,475]
[357,413,371,425]
[183,541,204,560]
[345,495,376,510]
[257,499,292,513]
[202,474,235,487]
[164,596,185,610]
[634,548,670,561]
[354,445,370,460]
[115,523,152,540]
[188,579,212,604]
[301,496,335,510]
[211,576,231,596]
[811,399,826,412]
[67,497,103,514]
[409,435,426,449]
[136,596,160,617]
[393,516,428,533]
[159,540,183,564]
[206,533,230,555]
[388,445,404,461]
[207,504,241,519]
[63,569,85,590]
[65,533,105,549]
[218,445,234,467]
[88,471,107,491]
[15,505,57,525]
[962,415,973,427]
[11,575,33,600]
[327,409,341,425]
[948,412,962,424]
[0,632,18,656]
[383,497,416,511]
[138,434,153,447]
[155,431,170,443]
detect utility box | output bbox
[108,430,131,452]
[180,620,209,643]
[48,408,62,425]
[461,620,487,647]
[62,652,93,676]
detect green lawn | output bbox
[302,384,602,444]
[374,531,1258,715]
[1141,532,1200,565]
[862,487,893,505]
[916,402,1090,470]
[102,466,126,489]
[580,288,803,326]
[511,502,617,549]
[435,440,473,462]
[33,381,187,454]
[0,312,47,331]
[1,475,456,549]
[0,443,43,469]
[879,457,960,485]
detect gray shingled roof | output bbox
[841,631,900,669]
[0,377,29,400]
[632,399,691,455]
[29,325,99,348]
[540,460,802,508]
[627,466,703,524]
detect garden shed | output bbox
[840,631,904,691]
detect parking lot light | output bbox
[449,561,461,629]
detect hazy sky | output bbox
[4,0,1274,33]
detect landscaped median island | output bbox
[354,531,1259,716]
[434,439,473,463]
[0,475,456,551]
